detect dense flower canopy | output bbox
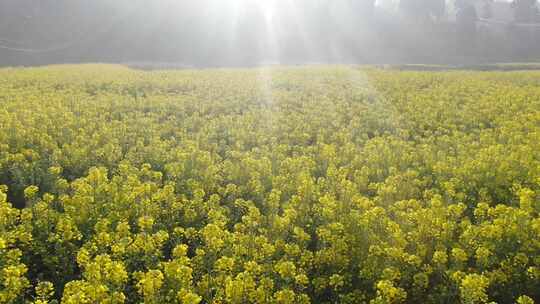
[0,65,539,303]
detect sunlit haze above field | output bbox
[0,0,538,66]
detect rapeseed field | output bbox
[0,65,539,303]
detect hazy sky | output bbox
[0,0,537,66]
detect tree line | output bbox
[0,0,539,66]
